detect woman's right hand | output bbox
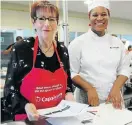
[25,103,39,121]
[87,87,99,106]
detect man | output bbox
[128,45,132,66]
[2,36,23,55]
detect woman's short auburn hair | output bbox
[31,1,59,22]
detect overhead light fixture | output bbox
[84,0,93,4]
[84,0,89,4]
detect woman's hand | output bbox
[25,103,39,121]
[65,92,75,101]
[87,87,99,106]
[106,86,122,109]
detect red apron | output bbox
[15,36,67,120]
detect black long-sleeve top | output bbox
[1,37,73,121]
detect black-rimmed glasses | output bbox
[35,16,57,23]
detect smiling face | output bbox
[33,8,58,41]
[89,6,109,34]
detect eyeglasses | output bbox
[35,16,57,23]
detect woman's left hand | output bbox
[65,92,75,101]
[106,86,122,109]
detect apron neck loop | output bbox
[33,37,63,68]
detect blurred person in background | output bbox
[128,45,132,66]
[2,36,23,55]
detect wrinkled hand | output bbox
[106,87,122,109]
[65,92,75,101]
[25,103,39,121]
[87,87,99,106]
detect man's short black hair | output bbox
[16,36,23,41]
[128,45,132,50]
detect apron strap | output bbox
[53,43,64,68]
[33,37,63,68]
[33,36,39,67]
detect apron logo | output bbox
[36,96,41,102]
[35,93,62,102]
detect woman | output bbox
[68,1,130,109]
[2,1,74,122]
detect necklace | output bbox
[39,42,53,54]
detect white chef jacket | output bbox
[68,29,131,100]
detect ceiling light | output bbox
[84,0,89,4]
